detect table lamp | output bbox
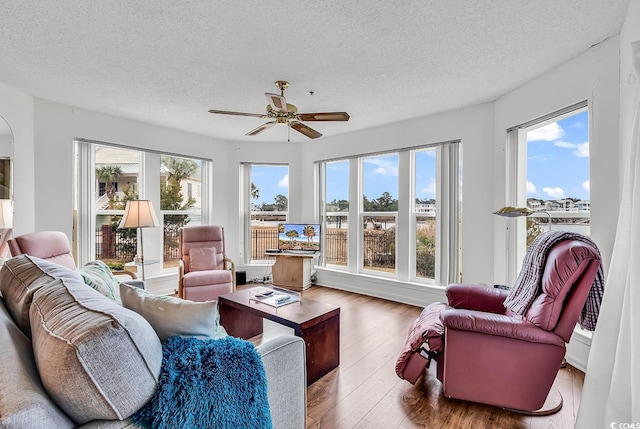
[118,200,158,281]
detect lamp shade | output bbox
[493,206,534,218]
[0,199,13,229]
[118,200,159,229]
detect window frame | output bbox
[239,162,290,265]
[317,140,460,286]
[75,139,212,275]
[505,101,589,284]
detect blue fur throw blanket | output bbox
[132,335,272,429]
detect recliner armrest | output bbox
[446,284,509,313]
[440,309,565,347]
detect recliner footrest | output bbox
[395,302,451,384]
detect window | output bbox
[318,141,460,286]
[241,164,289,263]
[159,155,204,269]
[413,148,437,280]
[362,153,398,273]
[506,102,589,282]
[322,160,349,266]
[75,141,211,275]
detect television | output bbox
[277,223,321,253]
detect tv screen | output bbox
[277,223,321,252]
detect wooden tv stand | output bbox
[270,253,315,291]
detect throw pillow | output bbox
[77,260,120,301]
[120,283,227,341]
[28,264,162,424]
[0,255,80,336]
[189,247,219,271]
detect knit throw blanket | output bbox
[503,230,604,331]
[132,336,272,429]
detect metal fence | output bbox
[97,225,411,271]
[95,224,181,262]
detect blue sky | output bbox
[527,110,589,201]
[252,110,589,205]
[251,165,289,205]
[322,150,437,203]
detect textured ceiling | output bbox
[0,1,630,143]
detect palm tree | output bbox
[96,165,122,208]
[303,225,316,244]
[161,156,199,182]
[251,182,260,200]
[286,229,299,245]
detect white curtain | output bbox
[576,41,640,427]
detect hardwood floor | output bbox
[275,285,585,429]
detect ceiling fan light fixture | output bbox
[208,80,349,140]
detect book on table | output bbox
[250,286,301,307]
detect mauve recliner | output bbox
[397,237,601,414]
[178,225,235,302]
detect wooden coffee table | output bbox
[218,287,340,386]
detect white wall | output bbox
[301,103,495,305]
[32,98,230,292]
[0,83,35,236]
[492,36,621,286]
[224,139,302,266]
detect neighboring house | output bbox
[95,147,202,210]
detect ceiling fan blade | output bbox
[246,121,276,136]
[298,112,350,122]
[208,109,266,118]
[290,121,322,139]
[265,93,288,113]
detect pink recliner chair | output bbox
[397,234,602,413]
[178,225,236,302]
[8,230,137,280]
[8,230,78,269]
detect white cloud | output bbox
[420,178,436,195]
[278,174,288,188]
[553,141,576,149]
[528,122,565,142]
[526,180,537,194]
[364,158,399,176]
[582,180,590,192]
[575,142,589,158]
[543,187,565,199]
[553,140,589,158]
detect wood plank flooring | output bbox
[263,285,585,429]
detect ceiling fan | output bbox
[208,80,350,140]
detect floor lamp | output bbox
[119,200,159,281]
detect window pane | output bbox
[414,148,437,279]
[526,110,590,248]
[363,154,398,212]
[94,145,140,271]
[362,214,396,272]
[362,154,398,272]
[325,160,348,266]
[160,155,203,269]
[250,165,289,260]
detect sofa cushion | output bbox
[120,283,227,341]
[0,299,75,428]
[77,260,120,301]
[0,254,73,336]
[28,261,162,424]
